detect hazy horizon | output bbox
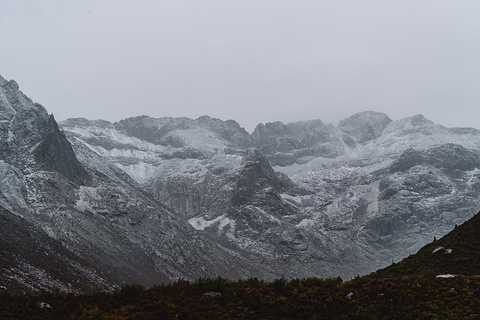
[2,1,479,132]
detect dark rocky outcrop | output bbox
[232,148,288,206]
[252,120,335,154]
[34,115,89,185]
[231,148,306,212]
[390,143,480,173]
[251,120,346,166]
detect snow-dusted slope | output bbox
[61,110,480,279]
[0,76,270,293]
[3,73,480,288]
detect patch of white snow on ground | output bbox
[218,216,235,231]
[188,215,226,231]
[432,246,445,254]
[281,193,303,206]
[105,148,154,159]
[117,162,158,183]
[188,214,237,234]
[76,186,100,212]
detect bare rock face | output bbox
[0,76,89,188]
[232,148,291,206]
[0,78,48,161]
[34,114,90,185]
[252,120,348,166]
[338,111,392,144]
[390,143,480,173]
[114,115,252,149]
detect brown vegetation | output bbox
[1,275,480,319]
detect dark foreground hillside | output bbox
[373,210,480,278]
[1,275,480,319]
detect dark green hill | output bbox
[372,211,480,278]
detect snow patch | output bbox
[188,214,236,233]
[432,246,444,254]
[116,162,158,184]
[76,186,100,212]
[432,246,452,254]
[436,274,455,279]
[188,215,225,231]
[218,216,235,231]
[281,193,303,206]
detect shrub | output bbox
[194,276,232,294]
[301,277,343,288]
[114,283,145,303]
[0,287,10,299]
[272,276,288,292]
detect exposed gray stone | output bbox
[338,111,392,144]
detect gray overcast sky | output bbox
[1,1,480,132]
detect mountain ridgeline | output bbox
[2,74,480,293]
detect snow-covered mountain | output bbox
[61,111,480,280]
[2,74,480,292]
[0,76,274,293]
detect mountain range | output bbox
[2,74,480,293]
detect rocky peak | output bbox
[9,103,50,148]
[196,115,252,148]
[0,78,36,113]
[114,116,164,145]
[338,111,392,144]
[251,121,296,155]
[390,143,480,173]
[0,76,50,160]
[382,114,440,137]
[61,117,115,129]
[372,114,455,153]
[251,120,348,166]
[114,115,251,149]
[34,114,89,185]
[4,79,19,91]
[251,120,336,155]
[232,148,290,206]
